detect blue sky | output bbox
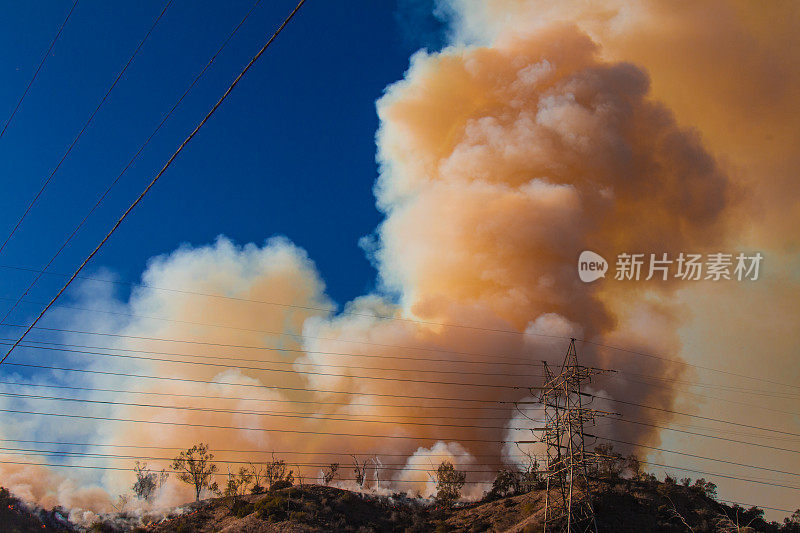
[0,0,444,317]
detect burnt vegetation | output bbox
[3,443,799,532]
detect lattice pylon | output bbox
[536,339,612,533]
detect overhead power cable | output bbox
[1,385,792,442]
[0,391,531,420]
[0,341,531,389]
[4,404,800,454]
[0,456,796,492]
[0,0,80,140]
[590,435,800,478]
[591,393,800,437]
[0,438,531,458]
[3,298,800,402]
[0,331,547,372]
[634,459,800,491]
[0,0,307,365]
[0,461,501,484]
[0,265,795,392]
[0,0,264,328]
[0,299,541,366]
[0,0,173,257]
[0,408,509,443]
[0,361,518,404]
[0,393,533,430]
[0,381,515,411]
[4,447,798,481]
[5,339,798,429]
[614,418,800,454]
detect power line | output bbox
[0,296,542,366]
[0,337,546,381]
[2,383,795,443]
[0,450,507,473]
[4,446,797,482]
[0,438,526,457]
[580,338,799,391]
[4,297,799,401]
[0,408,509,443]
[0,461,500,484]
[0,329,545,370]
[0,456,797,492]
[0,0,79,140]
[2,322,797,410]
[605,374,800,416]
[608,370,800,400]
[2,322,797,419]
[1,362,519,404]
[0,392,536,430]
[2,341,796,436]
[589,435,800,478]
[0,0,173,258]
[0,0,307,366]
[0,0,265,329]
[3,396,797,453]
[0,381,515,411]
[0,391,532,420]
[634,459,800,491]
[614,418,800,454]
[3,339,797,428]
[590,393,800,437]
[0,338,545,379]
[1,264,795,391]
[3,456,797,498]
[2,301,799,405]
[0,341,532,390]
[716,500,796,514]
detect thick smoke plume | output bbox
[6,0,797,519]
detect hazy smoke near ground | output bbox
[3,0,797,519]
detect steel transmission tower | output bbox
[523,339,615,533]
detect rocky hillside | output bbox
[4,478,799,532]
[0,486,77,533]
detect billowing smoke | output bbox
[6,0,797,519]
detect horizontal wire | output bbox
[0,381,512,411]
[0,393,535,430]
[635,459,800,491]
[0,296,539,365]
[0,391,535,419]
[716,500,795,514]
[591,435,800,477]
[605,374,800,416]
[0,438,527,458]
[591,394,800,437]
[1,390,795,443]
[1,362,523,403]
[31,349,778,436]
[614,419,800,454]
[0,450,508,474]
[0,408,510,442]
[1,353,531,390]
[2,264,796,390]
[1,323,795,402]
[0,337,544,378]
[0,460,498,483]
[2,330,796,402]
[0,456,796,491]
